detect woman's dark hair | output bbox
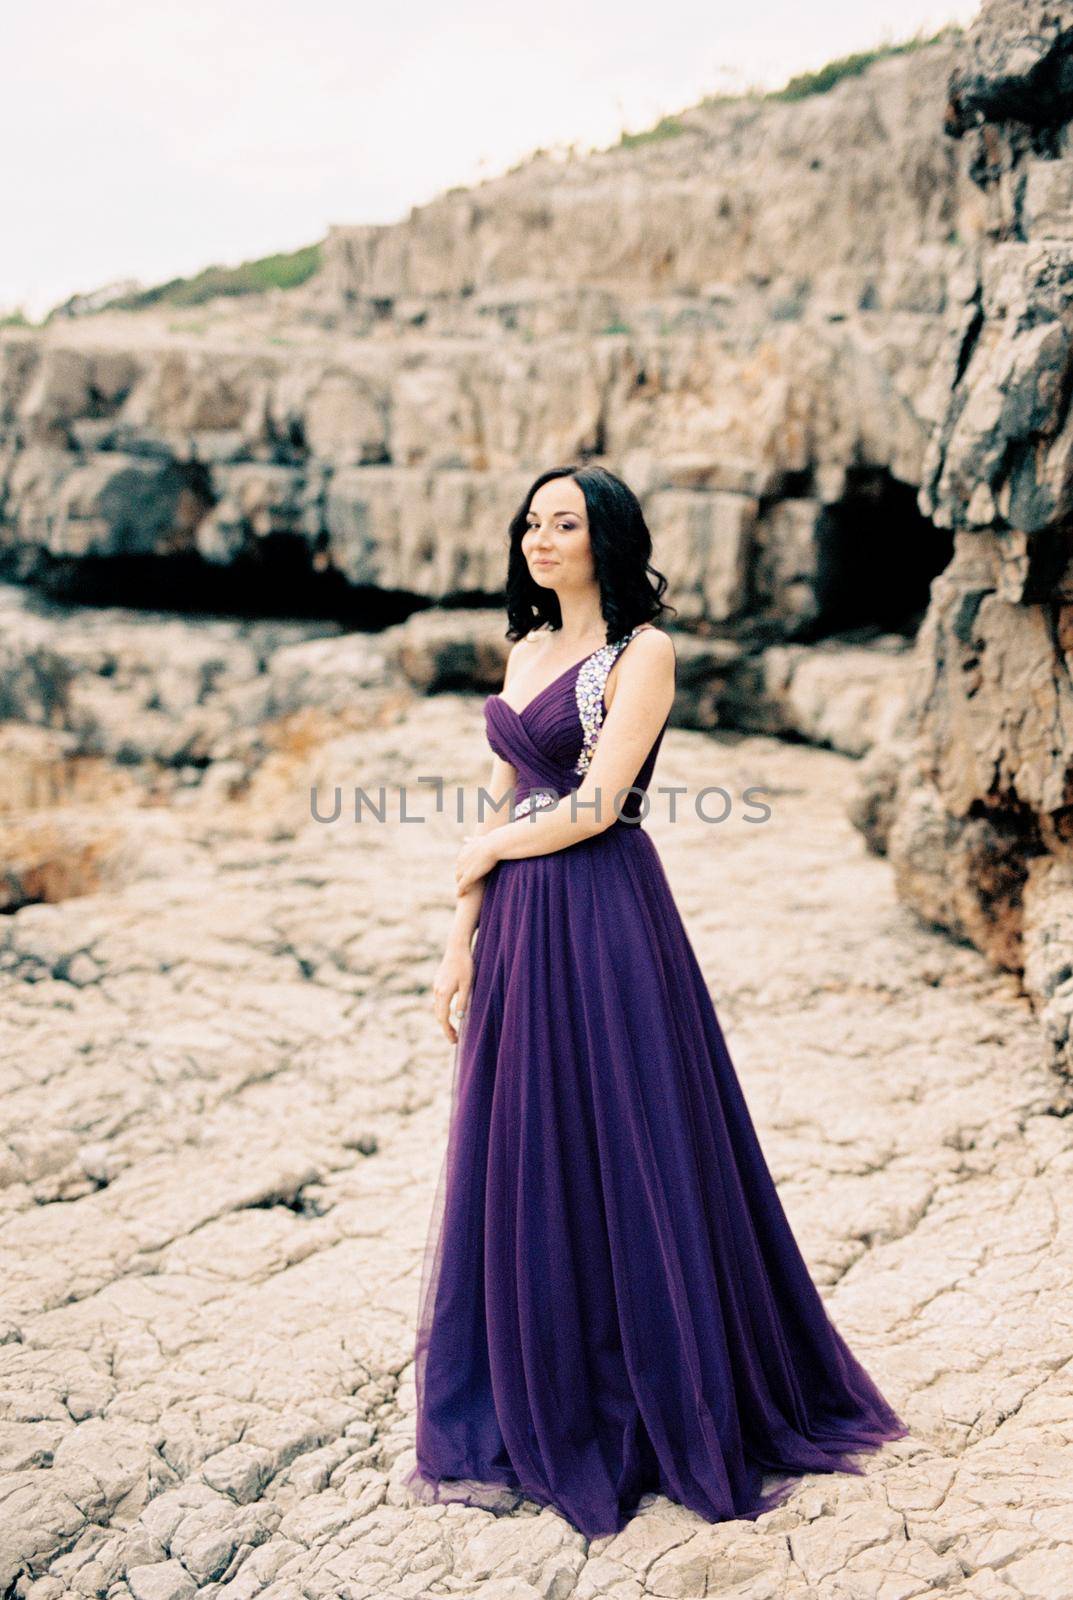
[503,464,677,645]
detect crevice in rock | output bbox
[0,893,47,917]
[244,1183,331,1219]
[436,586,507,613]
[32,1173,110,1204]
[774,467,815,499]
[0,854,109,913]
[342,1133,380,1156]
[966,788,1049,865]
[953,288,984,388]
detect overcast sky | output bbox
[5,0,980,319]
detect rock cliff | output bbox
[859,0,1073,1074]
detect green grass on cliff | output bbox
[766,25,961,101]
[617,115,691,151]
[612,23,963,147]
[39,242,322,323]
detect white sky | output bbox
[4,0,981,319]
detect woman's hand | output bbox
[455,833,500,898]
[432,944,474,1045]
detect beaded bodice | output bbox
[483,626,670,825]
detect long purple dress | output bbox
[404,625,908,1539]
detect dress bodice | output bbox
[483,626,671,827]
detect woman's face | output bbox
[521,477,593,590]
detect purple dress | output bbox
[405,625,908,1539]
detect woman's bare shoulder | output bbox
[626,623,676,663]
[605,623,675,710]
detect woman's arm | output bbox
[444,641,527,952]
[446,747,517,952]
[437,751,515,1043]
[456,629,675,890]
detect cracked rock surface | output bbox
[2,686,1072,1599]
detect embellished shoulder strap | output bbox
[573,626,644,777]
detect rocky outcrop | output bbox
[314,36,973,323]
[855,0,1073,1073]
[946,0,1073,130]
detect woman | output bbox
[404,464,908,1539]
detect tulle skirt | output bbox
[405,822,908,1538]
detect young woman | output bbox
[404,464,908,1539]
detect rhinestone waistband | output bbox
[511,788,646,828]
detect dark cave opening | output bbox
[794,467,954,643]
[0,536,433,630]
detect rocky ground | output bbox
[2,665,1072,1600]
